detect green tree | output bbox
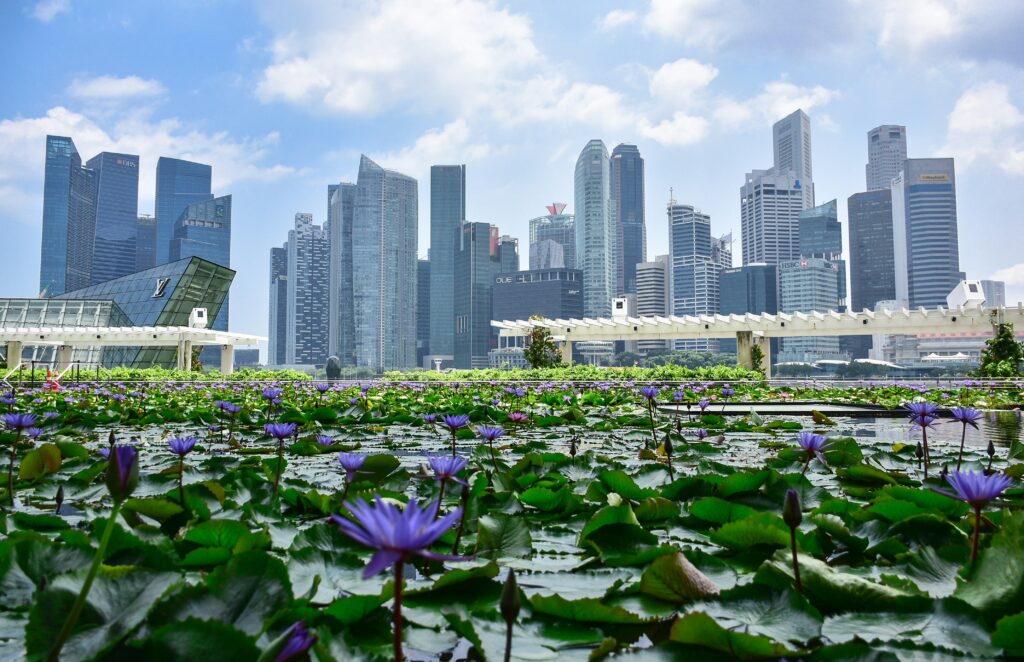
[523,318,562,369]
[977,322,1024,377]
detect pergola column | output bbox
[56,345,74,372]
[736,331,753,369]
[220,344,234,375]
[755,335,771,378]
[5,341,22,368]
[560,339,572,365]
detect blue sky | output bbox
[3,0,1024,343]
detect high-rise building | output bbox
[454,222,518,369]
[155,157,213,265]
[352,156,418,370]
[719,264,778,355]
[635,255,669,353]
[980,280,1006,307]
[428,165,465,361]
[610,144,646,295]
[136,215,157,272]
[740,168,804,266]
[327,184,339,226]
[417,258,431,368]
[40,135,96,296]
[574,140,613,317]
[529,205,575,270]
[892,158,961,308]
[328,182,356,365]
[268,246,288,366]
[85,152,140,286]
[847,189,896,312]
[798,199,845,306]
[668,201,718,352]
[492,268,583,322]
[778,258,844,362]
[866,125,907,192]
[285,213,330,365]
[170,195,232,365]
[772,109,814,209]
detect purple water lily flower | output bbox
[796,432,833,473]
[24,427,43,441]
[506,412,528,424]
[441,414,470,431]
[428,454,469,485]
[697,397,710,412]
[168,437,197,456]
[331,496,463,578]
[338,452,367,482]
[721,386,735,397]
[943,470,1013,509]
[274,621,317,662]
[105,444,138,502]
[695,428,709,441]
[422,413,437,424]
[265,422,298,440]
[262,387,284,401]
[906,402,939,428]
[640,385,659,401]
[476,425,506,442]
[316,435,334,447]
[950,406,983,428]
[2,412,37,430]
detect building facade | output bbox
[40,135,96,296]
[610,144,646,295]
[668,201,718,352]
[981,280,1006,307]
[740,168,805,266]
[574,140,613,317]
[847,189,896,312]
[635,255,669,353]
[268,246,288,366]
[718,263,779,355]
[352,156,418,370]
[892,158,961,308]
[428,165,465,360]
[136,215,157,272]
[154,157,212,266]
[328,182,356,365]
[529,205,575,270]
[778,258,845,362]
[285,213,330,365]
[454,223,518,369]
[85,152,140,286]
[866,125,907,192]
[417,258,431,368]
[773,109,814,209]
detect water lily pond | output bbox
[1,378,1022,660]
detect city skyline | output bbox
[4,1,1024,345]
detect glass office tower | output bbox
[85,152,140,285]
[574,140,613,317]
[610,144,646,296]
[155,157,213,265]
[428,165,466,360]
[40,135,97,296]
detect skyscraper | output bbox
[847,189,896,312]
[428,165,465,361]
[268,246,288,366]
[85,152,140,285]
[574,140,613,317]
[610,144,646,295]
[417,259,431,368]
[668,201,718,352]
[529,205,575,269]
[635,255,669,353]
[740,169,804,265]
[327,183,339,226]
[778,258,844,362]
[798,199,845,306]
[328,182,356,365]
[40,135,95,296]
[155,157,213,265]
[718,263,778,355]
[286,213,330,365]
[136,215,157,272]
[892,158,961,308]
[981,280,1006,307]
[454,223,518,369]
[866,125,907,191]
[170,195,232,363]
[772,109,814,209]
[352,155,418,370]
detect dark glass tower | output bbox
[610,144,646,295]
[454,222,513,369]
[329,183,357,366]
[417,258,431,367]
[429,165,466,359]
[797,199,845,307]
[847,189,895,312]
[136,215,157,272]
[268,246,288,366]
[40,135,96,296]
[155,157,213,265]
[85,152,140,285]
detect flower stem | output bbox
[341,478,352,503]
[504,618,513,662]
[450,430,457,457]
[957,424,966,472]
[178,457,185,508]
[646,402,658,449]
[434,478,447,521]
[273,439,284,496]
[488,441,499,473]
[971,506,982,565]
[921,427,930,479]
[6,432,18,505]
[48,500,123,662]
[393,561,404,662]
[790,526,802,594]
[452,485,469,554]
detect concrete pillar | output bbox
[56,345,74,372]
[220,345,235,375]
[5,341,22,368]
[182,340,193,372]
[735,331,753,370]
[755,335,771,378]
[176,341,186,370]
[560,339,572,365]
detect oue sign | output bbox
[495,276,514,284]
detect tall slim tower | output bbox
[668,200,718,352]
[772,109,814,209]
[635,255,669,353]
[268,245,288,366]
[610,144,646,295]
[155,157,212,265]
[428,165,466,361]
[574,140,613,317]
[328,182,356,365]
[866,125,907,191]
[40,135,96,296]
[454,222,516,369]
[285,213,330,365]
[847,189,895,312]
[740,169,804,265]
[85,152,140,285]
[352,155,418,370]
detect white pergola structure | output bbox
[493,304,1024,377]
[0,326,264,375]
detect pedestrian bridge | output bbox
[492,304,1024,376]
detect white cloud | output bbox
[256,0,540,115]
[649,58,719,108]
[639,112,710,147]
[991,262,1024,286]
[0,106,296,224]
[597,9,638,31]
[68,75,167,100]
[941,82,1024,174]
[873,0,959,54]
[31,0,69,22]
[641,0,724,48]
[714,80,839,128]
[372,119,492,181]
